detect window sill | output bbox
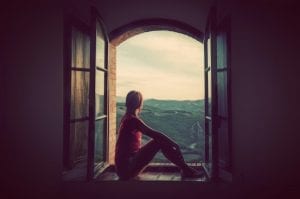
[95,163,208,182]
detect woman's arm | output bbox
[132,117,178,147]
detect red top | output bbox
[115,114,142,164]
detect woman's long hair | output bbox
[125,90,143,115]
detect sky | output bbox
[116,30,204,100]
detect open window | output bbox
[203,7,232,182]
[89,7,109,179]
[63,7,109,181]
[63,6,231,182]
[215,15,232,182]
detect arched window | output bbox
[63,8,109,181]
[63,7,232,182]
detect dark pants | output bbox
[116,139,187,180]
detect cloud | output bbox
[120,31,204,68]
[116,31,204,100]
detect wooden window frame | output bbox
[88,7,110,179]
[216,15,232,181]
[63,8,110,181]
[203,6,232,182]
[63,7,232,182]
[63,16,91,171]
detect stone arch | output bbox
[109,18,203,45]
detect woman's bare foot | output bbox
[181,167,205,179]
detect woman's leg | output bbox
[130,139,187,175]
[128,139,161,177]
[129,139,204,179]
[159,142,189,170]
[159,141,205,177]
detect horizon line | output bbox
[117,96,204,101]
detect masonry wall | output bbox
[108,43,117,164]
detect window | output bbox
[215,15,232,181]
[91,9,109,177]
[63,7,231,182]
[203,7,232,181]
[63,8,109,181]
[63,20,91,180]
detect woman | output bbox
[115,90,204,180]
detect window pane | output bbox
[208,120,212,158]
[206,120,213,173]
[70,121,89,164]
[207,69,212,116]
[96,70,105,117]
[71,71,89,120]
[96,21,105,68]
[63,121,88,180]
[207,37,211,67]
[217,71,228,117]
[218,121,229,168]
[72,27,90,68]
[94,119,106,166]
[217,32,227,69]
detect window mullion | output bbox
[71,67,91,72]
[96,66,108,72]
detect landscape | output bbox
[116,97,205,163]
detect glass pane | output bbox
[63,121,88,180]
[207,37,211,67]
[206,120,213,173]
[94,119,106,167]
[70,71,89,120]
[217,32,227,69]
[71,27,90,68]
[218,121,229,168]
[96,21,105,68]
[217,71,228,117]
[207,69,212,116]
[96,70,105,117]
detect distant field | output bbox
[116,98,205,163]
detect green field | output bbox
[116,98,205,163]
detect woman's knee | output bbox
[159,140,179,152]
[172,144,180,151]
[148,139,161,150]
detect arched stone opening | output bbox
[107,19,204,164]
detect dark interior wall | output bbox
[214,1,300,197]
[2,1,64,198]
[96,0,213,33]
[2,0,300,198]
[97,1,300,197]
[221,1,300,194]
